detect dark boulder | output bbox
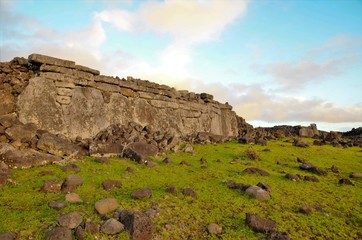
[243,167,270,176]
[41,179,63,193]
[61,175,83,193]
[120,211,154,240]
[124,142,158,163]
[44,227,72,240]
[182,188,197,198]
[131,188,152,199]
[102,180,122,191]
[246,213,277,233]
[58,212,83,229]
[339,178,354,186]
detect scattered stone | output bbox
[37,133,85,157]
[299,162,327,176]
[299,205,313,215]
[182,188,197,198]
[38,170,54,176]
[58,212,83,229]
[126,167,134,173]
[350,172,362,178]
[179,160,191,166]
[124,142,158,163]
[65,193,83,203]
[63,163,81,173]
[44,227,72,240]
[207,223,223,235]
[95,198,119,215]
[85,221,100,234]
[303,176,320,182]
[61,175,83,193]
[243,167,270,176]
[145,161,156,168]
[296,157,306,163]
[339,178,354,186]
[266,231,291,240]
[75,226,86,240]
[48,201,67,210]
[246,213,277,233]
[285,173,301,181]
[184,144,194,153]
[121,211,154,240]
[0,232,17,240]
[163,157,172,164]
[245,146,261,160]
[101,218,125,235]
[330,165,340,173]
[293,139,309,148]
[224,180,251,191]
[200,157,207,164]
[201,165,208,169]
[5,122,37,142]
[257,182,271,192]
[166,186,177,194]
[131,188,152,199]
[94,157,110,164]
[41,179,63,193]
[102,180,122,191]
[0,169,11,187]
[245,186,270,201]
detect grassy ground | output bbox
[0,138,361,239]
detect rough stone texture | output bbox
[95,198,119,215]
[131,188,152,199]
[350,172,362,178]
[5,123,37,142]
[44,227,72,240]
[85,221,100,234]
[0,169,11,187]
[124,142,158,163]
[245,186,270,201]
[243,167,270,176]
[63,163,81,173]
[102,180,122,191]
[246,213,278,233]
[37,133,85,157]
[75,226,86,240]
[121,211,154,240]
[58,212,83,229]
[339,178,354,186]
[101,218,125,235]
[48,201,67,210]
[207,223,223,235]
[65,193,83,203]
[0,232,17,240]
[299,162,327,176]
[166,186,177,194]
[41,179,63,193]
[182,188,198,198]
[61,175,83,193]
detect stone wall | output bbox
[15,54,238,140]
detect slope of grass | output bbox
[0,138,361,239]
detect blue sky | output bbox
[1,0,361,131]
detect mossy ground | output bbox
[0,138,361,239]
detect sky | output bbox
[0,0,361,132]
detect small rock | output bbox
[166,186,177,194]
[102,180,122,191]
[121,212,154,240]
[131,188,152,199]
[85,221,100,234]
[41,179,63,193]
[200,157,207,164]
[145,161,156,168]
[246,213,277,233]
[101,218,124,235]
[330,165,340,173]
[243,167,270,176]
[216,159,222,162]
[126,167,134,173]
[299,205,313,215]
[65,193,83,203]
[304,176,319,182]
[285,173,301,181]
[184,144,193,153]
[339,178,354,186]
[266,231,291,240]
[350,172,362,178]
[207,223,223,235]
[48,201,67,210]
[61,175,83,193]
[38,170,54,176]
[95,198,119,215]
[182,188,197,198]
[163,158,172,164]
[257,182,271,192]
[44,227,72,240]
[245,186,270,201]
[75,226,86,240]
[0,232,17,240]
[95,157,110,164]
[63,163,81,173]
[0,169,11,187]
[179,160,191,166]
[58,212,83,229]
[201,165,208,169]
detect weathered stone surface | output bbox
[0,89,16,115]
[85,221,100,233]
[75,226,86,240]
[121,211,154,240]
[95,198,119,215]
[41,179,63,193]
[5,123,37,142]
[243,167,270,176]
[61,175,83,193]
[75,64,100,75]
[299,162,327,176]
[37,133,85,157]
[207,223,223,235]
[0,232,17,240]
[102,180,122,191]
[48,201,67,210]
[65,193,83,203]
[29,53,76,68]
[63,163,81,173]
[245,186,270,201]
[246,213,277,233]
[350,172,362,178]
[300,205,313,215]
[101,218,124,235]
[58,212,83,229]
[182,188,197,198]
[131,188,152,199]
[339,178,354,186]
[124,142,158,163]
[0,147,62,169]
[44,227,72,240]
[0,169,11,187]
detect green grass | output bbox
[0,139,361,239]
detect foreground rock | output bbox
[350,172,362,178]
[41,179,63,193]
[207,223,223,235]
[0,232,17,240]
[124,142,158,163]
[44,227,72,240]
[245,186,270,201]
[243,167,270,176]
[37,133,85,157]
[131,188,152,199]
[61,175,83,193]
[101,218,124,235]
[0,169,11,187]
[58,212,83,229]
[299,162,327,176]
[95,198,119,215]
[246,213,277,233]
[102,180,122,191]
[120,211,154,240]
